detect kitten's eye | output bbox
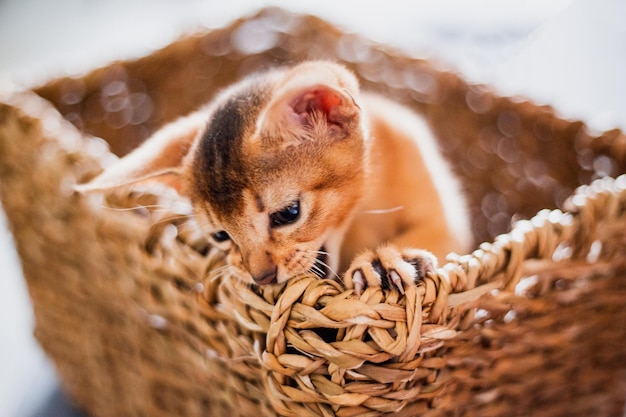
[211,230,230,243]
[270,200,300,227]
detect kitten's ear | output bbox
[287,85,360,136]
[261,65,361,144]
[76,112,205,195]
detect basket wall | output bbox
[1,8,626,417]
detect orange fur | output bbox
[79,61,471,293]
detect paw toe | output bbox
[344,247,437,295]
[404,249,438,279]
[351,269,365,295]
[389,270,405,294]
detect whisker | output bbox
[151,214,194,226]
[209,264,230,275]
[312,256,340,280]
[101,205,196,227]
[361,206,404,215]
[101,204,170,212]
[300,249,340,280]
[306,249,330,256]
[300,251,340,280]
[309,263,326,279]
[298,253,323,278]
[208,264,232,282]
[297,260,320,280]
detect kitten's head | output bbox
[80,61,367,285]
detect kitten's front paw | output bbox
[344,246,437,295]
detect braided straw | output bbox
[2,7,625,417]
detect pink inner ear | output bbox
[290,87,345,126]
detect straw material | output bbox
[1,7,625,417]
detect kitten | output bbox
[79,61,471,294]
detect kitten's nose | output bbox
[251,267,278,285]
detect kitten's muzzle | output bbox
[252,267,278,285]
[242,250,278,285]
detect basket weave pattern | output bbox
[1,8,626,417]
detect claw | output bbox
[389,270,405,295]
[353,269,365,296]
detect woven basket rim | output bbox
[2,8,626,416]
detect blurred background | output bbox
[0,0,624,416]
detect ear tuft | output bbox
[290,87,357,131]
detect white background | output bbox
[1,1,625,415]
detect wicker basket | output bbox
[1,8,625,417]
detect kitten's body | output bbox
[82,61,471,293]
[343,93,468,267]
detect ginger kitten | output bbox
[80,61,471,294]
